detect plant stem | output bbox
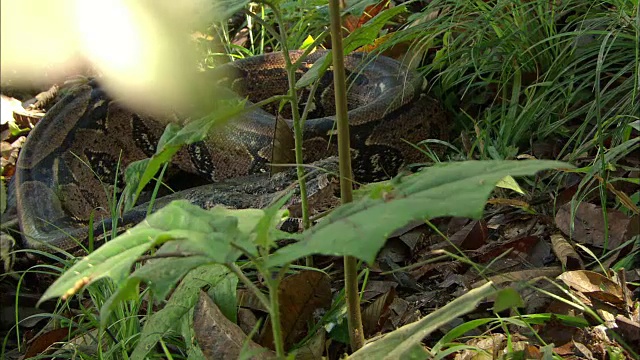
[328,0,365,352]
[265,2,312,235]
[265,266,289,357]
[267,281,284,356]
[266,2,313,268]
[227,263,271,311]
[285,67,311,232]
[228,262,286,356]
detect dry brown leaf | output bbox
[259,270,331,351]
[361,287,396,337]
[449,219,488,250]
[550,233,584,270]
[398,229,423,251]
[538,316,582,348]
[553,341,577,356]
[237,288,268,313]
[557,270,628,307]
[343,0,391,34]
[573,341,595,359]
[362,280,397,301]
[232,28,250,48]
[388,219,425,238]
[387,297,410,329]
[194,291,275,360]
[486,198,533,212]
[476,235,541,263]
[505,341,541,359]
[472,267,563,288]
[378,237,411,263]
[237,307,259,342]
[1,136,25,178]
[555,202,632,249]
[0,141,11,156]
[291,328,326,360]
[612,315,640,349]
[456,333,505,359]
[594,175,640,215]
[23,328,71,358]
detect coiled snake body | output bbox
[11,50,447,253]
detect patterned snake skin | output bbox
[11,50,447,252]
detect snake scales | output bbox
[9,50,447,253]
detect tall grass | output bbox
[380,0,638,160]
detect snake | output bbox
[7,50,448,254]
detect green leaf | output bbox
[39,228,162,305]
[495,176,525,194]
[99,277,143,328]
[431,318,495,354]
[181,306,207,360]
[267,160,570,266]
[493,287,524,313]
[541,344,555,360]
[131,264,230,360]
[39,201,263,304]
[353,180,395,201]
[349,282,496,359]
[300,35,316,50]
[296,53,332,89]
[432,345,484,360]
[123,157,152,210]
[342,6,406,53]
[132,255,212,301]
[254,192,292,249]
[207,272,239,323]
[123,123,182,211]
[296,5,406,89]
[8,120,29,136]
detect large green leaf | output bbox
[99,254,213,328]
[349,282,496,359]
[38,229,161,306]
[130,264,230,360]
[207,272,239,324]
[39,201,264,304]
[267,160,570,266]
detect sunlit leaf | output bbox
[495,175,525,194]
[267,160,570,266]
[39,201,262,304]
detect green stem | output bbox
[253,2,312,352]
[267,2,312,233]
[265,265,289,357]
[229,261,286,356]
[267,280,284,356]
[328,0,365,352]
[227,263,270,311]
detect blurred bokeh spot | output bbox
[1,0,221,116]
